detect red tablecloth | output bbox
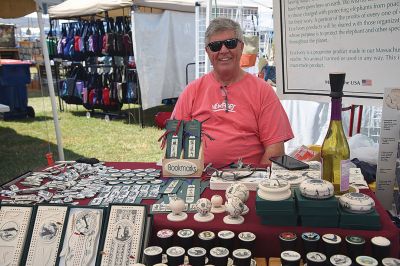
[104,162,400,258]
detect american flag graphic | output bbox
[362,79,372,86]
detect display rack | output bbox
[18,40,42,62]
[48,15,144,126]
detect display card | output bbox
[100,204,147,265]
[57,207,105,266]
[0,205,33,265]
[25,205,68,266]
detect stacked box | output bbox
[256,193,298,226]
[339,205,381,230]
[294,189,339,228]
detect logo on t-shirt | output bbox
[211,101,236,112]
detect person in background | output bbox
[258,56,276,85]
[172,17,293,166]
[257,56,268,79]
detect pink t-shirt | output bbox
[172,72,294,165]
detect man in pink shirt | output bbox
[172,17,293,165]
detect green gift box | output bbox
[300,212,339,228]
[255,193,295,211]
[260,213,298,226]
[339,205,381,230]
[294,188,338,215]
[256,208,297,216]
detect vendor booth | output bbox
[0,0,399,265]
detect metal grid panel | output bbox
[364,106,382,143]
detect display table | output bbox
[103,162,399,258]
[1,161,399,259]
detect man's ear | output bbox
[240,40,245,51]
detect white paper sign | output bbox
[273,0,400,105]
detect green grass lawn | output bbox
[0,90,173,184]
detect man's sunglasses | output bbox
[207,38,241,52]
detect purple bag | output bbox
[75,81,84,97]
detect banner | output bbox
[273,0,400,105]
[376,88,400,210]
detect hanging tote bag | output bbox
[46,20,58,59]
[60,64,87,105]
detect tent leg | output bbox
[36,3,65,161]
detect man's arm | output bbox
[260,142,285,165]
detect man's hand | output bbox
[260,142,285,165]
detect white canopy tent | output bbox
[48,0,133,18]
[48,0,197,111]
[48,0,272,17]
[48,0,271,110]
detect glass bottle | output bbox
[321,73,351,194]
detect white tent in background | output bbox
[48,0,272,17]
[48,0,271,110]
[0,0,65,161]
[49,0,198,112]
[48,0,133,18]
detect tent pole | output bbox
[131,8,143,128]
[35,1,65,160]
[205,0,212,74]
[195,2,200,79]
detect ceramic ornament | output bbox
[257,179,292,201]
[299,179,334,199]
[167,196,188,222]
[194,198,214,222]
[210,195,225,213]
[225,183,250,215]
[223,196,245,225]
[339,192,375,214]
